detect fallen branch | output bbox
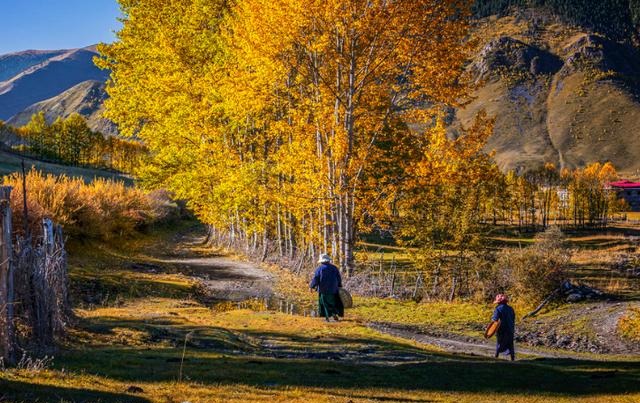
[523,287,560,319]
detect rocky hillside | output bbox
[0,45,112,134]
[458,9,640,174]
[0,49,68,82]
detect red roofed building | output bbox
[609,180,640,211]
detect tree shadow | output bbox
[57,318,640,399]
[69,268,198,306]
[0,379,150,403]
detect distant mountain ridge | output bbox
[0,49,68,82]
[0,45,113,135]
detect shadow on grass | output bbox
[58,320,640,399]
[69,269,197,306]
[0,379,150,403]
[569,262,640,300]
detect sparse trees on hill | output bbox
[473,0,640,41]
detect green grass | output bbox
[2,225,639,402]
[351,297,489,336]
[619,308,640,343]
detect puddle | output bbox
[212,297,317,317]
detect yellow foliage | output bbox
[98,0,474,272]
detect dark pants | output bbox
[495,332,515,361]
[318,293,344,319]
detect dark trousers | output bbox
[495,333,515,361]
[318,293,344,319]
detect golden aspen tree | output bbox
[227,0,472,273]
[98,0,474,275]
[396,113,497,299]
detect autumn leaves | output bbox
[97,0,493,273]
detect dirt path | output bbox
[154,230,275,302]
[368,323,579,360]
[142,228,637,360]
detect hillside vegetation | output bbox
[473,0,640,41]
[460,8,640,174]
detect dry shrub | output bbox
[491,227,570,305]
[3,169,167,240]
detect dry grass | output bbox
[2,169,167,239]
[2,297,639,403]
[571,247,640,299]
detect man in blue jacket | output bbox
[310,254,344,322]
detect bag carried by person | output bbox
[484,319,501,338]
[338,288,353,309]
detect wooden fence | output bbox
[0,186,70,366]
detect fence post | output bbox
[412,273,422,301]
[0,186,16,365]
[390,254,397,297]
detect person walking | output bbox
[491,293,516,361]
[310,254,344,322]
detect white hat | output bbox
[318,253,331,263]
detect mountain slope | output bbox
[7,80,117,136]
[0,46,109,121]
[0,49,68,82]
[457,10,640,174]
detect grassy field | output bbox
[2,225,639,403]
[356,223,640,301]
[0,149,131,183]
[3,300,639,403]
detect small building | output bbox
[609,180,640,212]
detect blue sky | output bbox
[0,0,121,54]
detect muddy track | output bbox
[154,230,276,302]
[368,323,580,360]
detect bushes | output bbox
[3,169,167,240]
[618,308,640,342]
[490,227,570,304]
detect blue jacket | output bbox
[310,263,342,294]
[492,303,516,337]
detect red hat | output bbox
[493,294,508,304]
